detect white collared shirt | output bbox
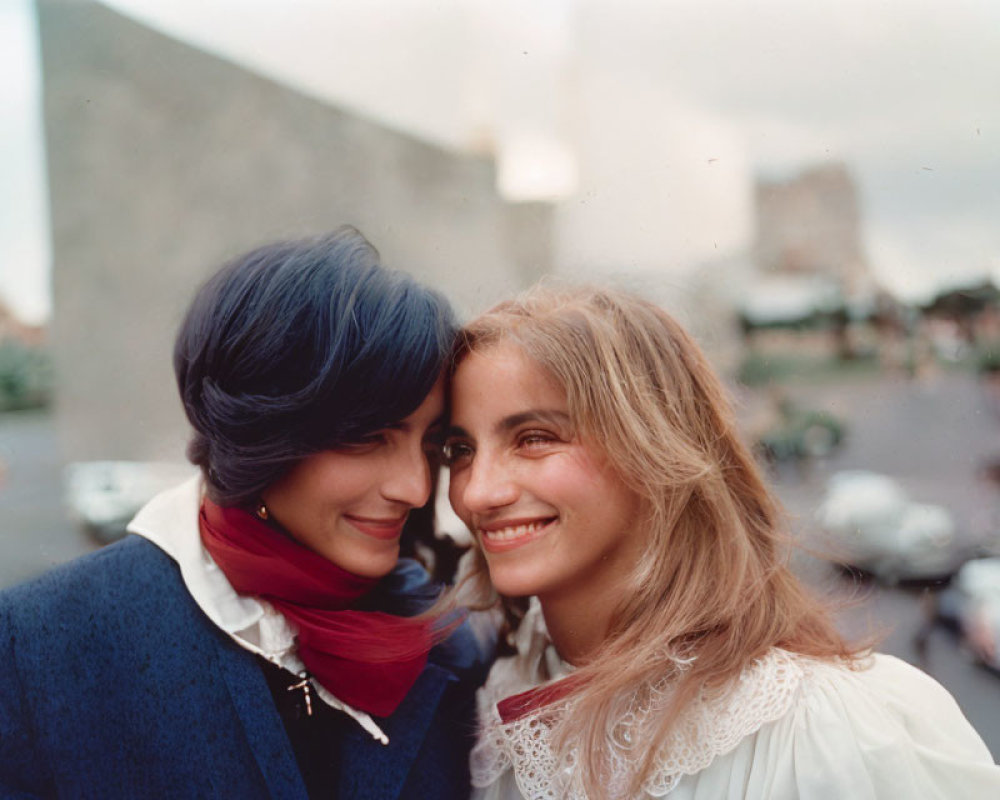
[127,476,389,745]
[471,603,1000,799]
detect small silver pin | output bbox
[287,673,313,717]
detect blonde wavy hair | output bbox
[452,284,860,798]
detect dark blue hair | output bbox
[174,227,457,506]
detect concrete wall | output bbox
[39,0,551,463]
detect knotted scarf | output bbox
[200,499,443,717]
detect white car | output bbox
[64,461,196,544]
[941,558,1000,670]
[816,470,958,581]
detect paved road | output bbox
[0,410,96,587]
[764,368,1000,758]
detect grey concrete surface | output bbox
[0,410,95,588]
[38,0,551,467]
[765,368,1000,759]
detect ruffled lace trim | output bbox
[471,648,808,799]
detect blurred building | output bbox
[754,162,870,295]
[724,163,880,365]
[38,0,551,464]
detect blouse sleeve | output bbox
[678,654,1000,800]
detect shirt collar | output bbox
[127,477,389,745]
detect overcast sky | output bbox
[1,0,48,324]
[2,0,998,322]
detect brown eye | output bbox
[336,432,386,454]
[442,439,474,467]
[518,430,557,449]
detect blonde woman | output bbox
[444,285,1000,799]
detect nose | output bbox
[381,441,433,508]
[453,449,519,515]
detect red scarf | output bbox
[199,499,442,718]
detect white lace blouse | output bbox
[471,600,1000,799]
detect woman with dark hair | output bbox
[445,284,999,799]
[0,228,490,799]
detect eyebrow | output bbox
[447,409,571,439]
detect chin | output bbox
[486,563,550,599]
[351,561,398,580]
[327,544,400,579]
[358,553,401,580]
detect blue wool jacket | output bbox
[0,536,488,799]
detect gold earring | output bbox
[256,501,269,521]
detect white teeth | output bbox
[480,521,549,542]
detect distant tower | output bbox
[754,162,869,295]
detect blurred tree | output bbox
[0,339,53,411]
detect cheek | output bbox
[535,457,604,501]
[547,458,635,523]
[291,456,379,512]
[324,465,382,507]
[568,447,629,495]
[447,473,469,519]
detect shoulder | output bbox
[0,536,201,651]
[0,536,179,613]
[787,653,996,757]
[805,652,963,706]
[699,652,1000,799]
[791,653,984,745]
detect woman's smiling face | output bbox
[447,342,644,605]
[262,377,445,579]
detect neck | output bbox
[536,516,647,666]
[539,590,613,666]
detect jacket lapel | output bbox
[338,663,456,800]
[214,638,310,800]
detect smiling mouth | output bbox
[478,518,556,551]
[344,515,408,541]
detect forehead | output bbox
[402,374,446,423]
[452,342,566,416]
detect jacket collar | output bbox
[211,631,310,800]
[338,663,458,799]
[127,477,389,744]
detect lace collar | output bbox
[471,601,808,799]
[128,477,389,744]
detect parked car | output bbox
[937,557,1000,671]
[64,461,196,544]
[755,406,844,464]
[816,470,961,582]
